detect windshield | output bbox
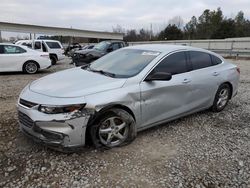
[94,41,111,51]
[89,49,161,78]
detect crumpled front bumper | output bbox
[18,104,92,150]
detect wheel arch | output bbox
[88,104,136,126]
[49,53,58,60]
[85,104,136,146]
[221,81,233,99]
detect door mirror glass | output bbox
[145,72,172,81]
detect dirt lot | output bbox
[0,57,249,188]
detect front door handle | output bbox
[183,78,191,84]
[213,72,219,76]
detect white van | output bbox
[15,40,65,65]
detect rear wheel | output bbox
[211,83,231,112]
[50,55,57,65]
[90,108,136,148]
[23,61,39,74]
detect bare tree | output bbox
[168,16,184,28]
[112,24,125,34]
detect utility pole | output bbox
[150,23,153,40]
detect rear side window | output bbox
[211,55,222,65]
[190,51,212,70]
[3,45,26,54]
[46,42,61,49]
[111,43,120,50]
[154,52,188,75]
[119,42,124,48]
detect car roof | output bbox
[101,40,124,43]
[126,44,210,54]
[16,39,60,43]
[0,43,17,45]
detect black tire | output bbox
[50,56,57,65]
[23,61,39,74]
[211,83,231,112]
[90,108,136,149]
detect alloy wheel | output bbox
[217,88,229,109]
[25,62,38,74]
[98,116,129,147]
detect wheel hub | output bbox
[98,116,129,147]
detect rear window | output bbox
[190,51,213,70]
[45,42,61,49]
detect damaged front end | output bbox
[18,98,95,151]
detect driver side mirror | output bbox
[145,72,172,81]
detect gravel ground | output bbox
[0,57,249,188]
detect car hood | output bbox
[29,68,126,98]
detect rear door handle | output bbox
[183,78,191,84]
[213,72,220,76]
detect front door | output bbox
[139,51,192,128]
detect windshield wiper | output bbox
[90,68,116,78]
[81,65,116,78]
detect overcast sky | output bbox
[1,0,250,37]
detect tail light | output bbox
[236,67,240,74]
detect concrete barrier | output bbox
[128,38,250,58]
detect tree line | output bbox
[122,8,250,41]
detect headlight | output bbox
[38,104,86,114]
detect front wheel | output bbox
[90,108,136,148]
[211,83,231,112]
[23,61,39,74]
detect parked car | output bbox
[68,44,95,58]
[64,43,82,56]
[0,43,51,74]
[15,40,65,65]
[72,40,126,66]
[17,45,240,151]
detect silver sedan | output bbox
[17,45,240,151]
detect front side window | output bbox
[190,51,212,70]
[4,45,26,54]
[89,49,160,78]
[0,45,4,54]
[45,42,61,49]
[35,42,41,49]
[153,52,188,75]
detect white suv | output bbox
[15,40,65,65]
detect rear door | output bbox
[140,51,193,128]
[187,51,223,110]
